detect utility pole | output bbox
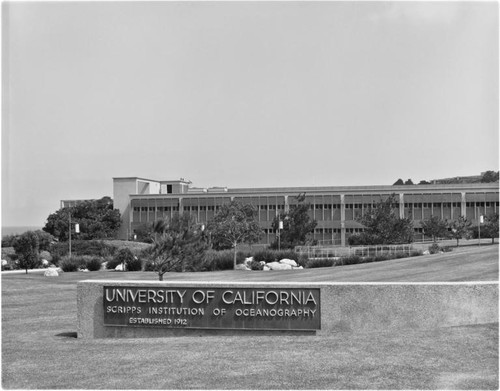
[68,211,72,258]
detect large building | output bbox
[113,177,499,246]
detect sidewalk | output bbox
[2,268,54,275]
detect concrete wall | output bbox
[77,280,498,339]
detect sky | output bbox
[1,1,499,228]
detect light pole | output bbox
[478,207,483,246]
[278,220,283,251]
[68,211,72,259]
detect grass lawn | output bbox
[2,245,499,389]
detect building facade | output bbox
[113,177,499,246]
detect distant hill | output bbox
[430,175,483,185]
[393,171,499,186]
[1,226,43,236]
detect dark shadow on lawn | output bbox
[56,331,77,338]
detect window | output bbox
[433,203,441,208]
[148,206,155,212]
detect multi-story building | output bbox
[112,177,499,246]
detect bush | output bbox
[39,250,52,263]
[253,250,277,264]
[86,256,103,271]
[249,260,263,270]
[296,253,309,267]
[126,256,143,271]
[211,251,235,271]
[372,255,388,263]
[106,257,124,270]
[51,240,117,259]
[306,258,335,268]
[144,259,156,272]
[59,256,84,272]
[341,255,362,265]
[428,243,441,254]
[2,234,19,247]
[110,248,135,271]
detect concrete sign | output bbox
[103,286,321,331]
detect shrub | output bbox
[2,234,19,247]
[144,259,156,272]
[106,257,124,270]
[253,250,278,264]
[390,251,409,260]
[306,258,334,268]
[39,250,52,263]
[372,255,388,263]
[86,257,103,271]
[51,240,116,259]
[126,256,143,271]
[111,248,135,271]
[342,255,362,265]
[59,256,83,272]
[410,249,423,257]
[249,260,263,270]
[296,253,309,267]
[428,243,441,254]
[211,251,235,271]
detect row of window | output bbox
[399,204,464,210]
[259,205,286,210]
[133,206,180,212]
[133,201,499,213]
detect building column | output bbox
[461,192,466,218]
[399,193,405,219]
[340,194,346,247]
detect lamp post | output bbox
[68,212,72,258]
[278,220,283,251]
[478,209,483,246]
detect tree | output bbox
[207,201,263,267]
[393,179,404,185]
[421,216,449,242]
[12,231,41,274]
[270,194,317,249]
[481,171,499,183]
[43,197,121,241]
[2,230,54,250]
[448,216,472,246]
[132,223,154,243]
[353,194,414,245]
[404,179,414,185]
[149,213,208,280]
[419,180,431,185]
[482,213,499,243]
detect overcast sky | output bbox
[2,1,499,228]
